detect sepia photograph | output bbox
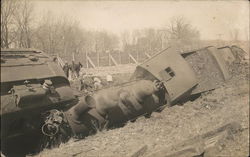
[1,0,249,157]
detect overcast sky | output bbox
[33,0,249,41]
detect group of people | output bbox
[63,61,82,79]
[78,73,113,93]
[62,60,113,93]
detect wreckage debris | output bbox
[0,45,247,156]
[42,79,166,140]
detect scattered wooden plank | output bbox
[130,145,148,157]
[146,122,242,157]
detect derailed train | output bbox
[0,46,245,156]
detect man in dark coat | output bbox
[69,61,76,79]
[75,62,83,78]
[62,62,70,78]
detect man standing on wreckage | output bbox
[41,79,167,147]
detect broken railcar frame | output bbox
[131,46,235,105]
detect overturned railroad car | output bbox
[0,45,241,156]
[130,46,237,105]
[62,46,239,139]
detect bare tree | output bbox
[123,28,162,53]
[1,0,18,48]
[33,12,120,59]
[121,31,131,51]
[164,16,200,48]
[14,0,34,48]
[92,31,119,53]
[33,12,57,53]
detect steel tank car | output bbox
[0,49,77,156]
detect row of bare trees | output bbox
[1,0,33,48]
[1,0,120,56]
[1,0,202,57]
[121,16,201,54]
[33,12,120,56]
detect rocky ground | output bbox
[35,61,249,157]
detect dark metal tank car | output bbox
[1,49,77,156]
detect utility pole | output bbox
[217,33,223,47]
[159,29,168,50]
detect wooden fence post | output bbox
[128,52,130,64]
[85,52,88,68]
[72,52,75,61]
[108,52,110,66]
[109,53,118,66]
[119,51,122,64]
[97,52,100,67]
[136,51,139,62]
[128,53,138,64]
[145,52,151,59]
[86,53,96,68]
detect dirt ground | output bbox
[35,61,249,157]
